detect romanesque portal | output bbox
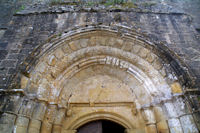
[1,27,198,133]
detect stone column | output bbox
[0,113,16,133]
[28,119,41,133]
[142,108,157,133]
[28,102,46,133]
[52,125,62,133]
[41,105,57,133]
[15,116,29,133]
[52,108,66,133]
[153,106,169,133]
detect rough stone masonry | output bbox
[0,0,200,133]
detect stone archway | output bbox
[13,26,198,133]
[77,120,126,133]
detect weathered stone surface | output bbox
[0,113,16,133]
[163,102,177,118]
[15,116,29,133]
[193,112,200,130]
[138,47,150,59]
[20,75,29,89]
[173,97,190,117]
[62,129,77,133]
[168,118,183,133]
[152,58,162,70]
[0,1,200,132]
[145,124,157,133]
[47,55,57,66]
[132,45,141,54]
[54,48,65,59]
[69,40,80,51]
[37,78,50,101]
[54,109,66,125]
[28,119,41,133]
[146,53,156,63]
[3,96,22,114]
[142,109,156,124]
[18,100,35,117]
[40,121,53,133]
[153,106,166,122]
[35,62,48,74]
[157,120,169,133]
[171,82,183,94]
[180,115,198,133]
[52,125,62,133]
[32,102,47,121]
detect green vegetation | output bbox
[15,5,25,13]
[122,2,137,8]
[103,0,137,8]
[49,0,139,8]
[50,0,79,6]
[86,1,96,7]
[141,1,157,7]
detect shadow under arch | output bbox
[77,119,126,133]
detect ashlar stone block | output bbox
[138,47,150,58]
[132,45,141,54]
[122,41,133,52]
[69,40,80,51]
[142,109,156,124]
[40,121,53,133]
[18,100,35,117]
[54,48,65,59]
[157,120,169,133]
[62,44,73,54]
[168,118,183,133]
[170,82,183,94]
[52,125,62,133]
[54,108,66,125]
[15,116,29,133]
[20,75,29,89]
[153,106,166,122]
[180,115,198,133]
[146,53,156,63]
[0,113,16,133]
[145,124,157,133]
[79,39,89,48]
[28,119,41,133]
[163,102,177,118]
[32,102,47,121]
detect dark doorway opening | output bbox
[77,120,125,133]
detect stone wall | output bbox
[0,0,200,133]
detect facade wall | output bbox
[0,0,200,133]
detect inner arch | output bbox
[77,120,125,133]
